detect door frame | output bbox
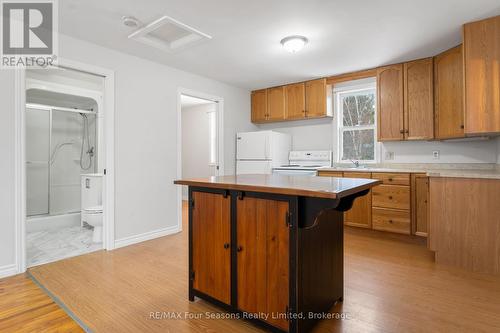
[177,87,224,232]
[14,58,116,273]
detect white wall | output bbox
[0,71,16,273]
[0,34,254,274]
[258,118,333,151]
[260,118,499,164]
[381,139,498,164]
[181,103,215,199]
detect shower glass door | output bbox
[26,107,97,217]
[26,107,50,216]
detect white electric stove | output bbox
[272,150,332,176]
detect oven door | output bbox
[272,168,318,176]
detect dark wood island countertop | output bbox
[174,174,381,199]
[174,173,381,333]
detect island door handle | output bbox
[388,196,393,200]
[389,220,394,224]
[237,246,243,252]
[223,243,230,249]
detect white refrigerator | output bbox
[236,131,291,175]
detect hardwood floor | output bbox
[5,201,500,332]
[0,273,83,332]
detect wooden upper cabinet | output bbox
[404,58,434,140]
[192,191,231,305]
[305,78,331,118]
[267,86,286,121]
[285,82,306,120]
[251,89,268,123]
[377,64,404,141]
[463,15,500,135]
[251,79,331,123]
[434,45,465,139]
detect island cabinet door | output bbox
[191,191,231,305]
[236,196,290,331]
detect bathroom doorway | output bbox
[25,68,104,267]
[15,61,115,272]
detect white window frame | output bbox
[334,81,378,164]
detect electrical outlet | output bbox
[433,151,440,159]
[385,151,394,160]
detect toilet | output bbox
[81,174,104,243]
[82,205,103,243]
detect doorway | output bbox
[15,59,115,273]
[177,89,224,228]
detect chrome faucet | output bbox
[350,159,360,168]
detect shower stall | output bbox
[26,102,98,223]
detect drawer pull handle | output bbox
[237,246,243,252]
[224,243,230,249]
[389,220,393,224]
[388,196,393,200]
[388,178,393,181]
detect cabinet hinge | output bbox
[285,211,292,228]
[190,271,195,281]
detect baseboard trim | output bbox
[114,225,180,249]
[0,264,18,279]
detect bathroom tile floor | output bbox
[27,226,102,267]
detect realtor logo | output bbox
[1,0,58,68]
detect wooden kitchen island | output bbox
[174,174,380,333]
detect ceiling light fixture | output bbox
[122,16,140,28]
[280,35,308,53]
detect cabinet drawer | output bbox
[318,171,343,177]
[372,208,410,234]
[372,172,410,185]
[372,185,410,210]
[342,171,371,179]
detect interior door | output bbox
[236,131,269,160]
[237,196,289,331]
[192,191,231,304]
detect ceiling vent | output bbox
[128,15,212,52]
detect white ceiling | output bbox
[181,95,214,108]
[60,0,500,90]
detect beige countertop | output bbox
[319,163,500,180]
[174,174,381,199]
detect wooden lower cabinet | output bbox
[343,172,372,228]
[372,185,410,210]
[429,177,500,275]
[318,171,422,236]
[413,175,429,236]
[236,197,289,331]
[191,191,231,304]
[372,207,410,234]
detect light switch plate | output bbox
[433,151,440,159]
[385,151,394,160]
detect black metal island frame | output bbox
[174,174,381,333]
